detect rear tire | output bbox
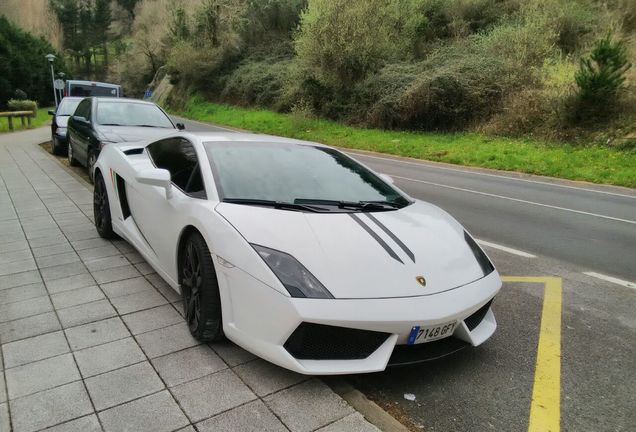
[180,232,224,342]
[68,142,79,166]
[93,171,115,239]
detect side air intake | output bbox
[115,173,131,219]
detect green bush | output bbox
[7,99,38,116]
[575,35,631,102]
[221,59,292,107]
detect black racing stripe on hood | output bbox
[364,213,415,263]
[349,214,403,264]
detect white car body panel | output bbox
[94,132,502,375]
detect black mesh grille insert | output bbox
[389,337,469,366]
[464,299,493,331]
[115,174,131,219]
[284,322,390,360]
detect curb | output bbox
[325,378,411,432]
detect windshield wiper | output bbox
[99,123,124,126]
[294,198,402,211]
[131,124,169,128]
[223,198,328,213]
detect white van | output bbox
[64,80,123,98]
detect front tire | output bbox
[93,171,115,239]
[180,232,224,342]
[51,138,60,155]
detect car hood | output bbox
[216,201,488,299]
[96,126,174,143]
[55,116,70,128]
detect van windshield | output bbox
[69,84,118,97]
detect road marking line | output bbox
[502,276,562,432]
[352,152,636,199]
[583,272,636,289]
[390,175,636,225]
[476,239,536,258]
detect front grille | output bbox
[284,322,390,360]
[388,337,469,366]
[464,299,493,331]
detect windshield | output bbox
[69,84,119,97]
[96,102,173,128]
[204,141,410,209]
[56,99,82,116]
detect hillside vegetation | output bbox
[114,0,635,148]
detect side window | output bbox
[74,99,90,118]
[147,138,206,198]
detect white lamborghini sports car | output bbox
[93,131,502,375]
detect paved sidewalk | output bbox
[0,128,381,432]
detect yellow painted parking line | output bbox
[502,276,562,432]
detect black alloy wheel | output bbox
[93,172,115,239]
[180,232,224,342]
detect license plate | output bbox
[407,322,457,345]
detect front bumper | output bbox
[219,266,501,375]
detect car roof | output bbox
[59,97,84,102]
[66,80,120,87]
[185,131,330,149]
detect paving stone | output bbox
[28,233,67,248]
[85,255,129,272]
[64,317,130,351]
[122,304,183,335]
[5,353,80,399]
[172,369,256,422]
[315,413,381,432]
[98,390,189,432]
[0,311,60,343]
[101,277,153,299]
[0,270,41,291]
[64,229,99,242]
[2,331,69,368]
[197,400,287,432]
[112,240,135,254]
[91,265,140,284]
[264,380,354,432]
[31,242,73,258]
[0,248,33,265]
[0,258,37,277]
[0,373,5,403]
[77,245,120,262]
[74,337,146,377]
[42,414,102,432]
[134,262,155,275]
[70,238,112,251]
[124,251,145,264]
[35,252,80,269]
[175,427,196,432]
[40,262,87,281]
[109,289,167,315]
[45,273,95,294]
[146,273,181,302]
[136,323,199,358]
[9,381,93,432]
[234,358,307,397]
[0,239,29,254]
[210,341,257,367]
[0,282,46,304]
[0,403,9,432]
[85,362,164,410]
[0,295,52,323]
[50,285,104,309]
[152,345,226,387]
[57,299,116,328]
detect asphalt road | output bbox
[173,115,636,282]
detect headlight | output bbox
[464,231,495,276]
[252,244,334,299]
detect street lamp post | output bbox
[45,54,58,108]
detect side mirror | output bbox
[379,173,394,184]
[136,168,172,199]
[73,115,88,124]
[176,123,185,130]
[48,109,56,116]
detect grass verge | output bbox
[177,97,636,188]
[0,107,51,133]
